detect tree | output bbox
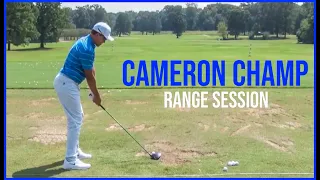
[135,11,149,35]
[185,3,199,30]
[293,4,305,35]
[217,21,228,40]
[245,3,260,33]
[227,8,245,39]
[281,3,295,38]
[196,5,217,30]
[6,3,39,50]
[202,17,215,30]
[61,7,75,29]
[36,3,66,48]
[166,6,186,38]
[171,12,187,38]
[296,3,314,44]
[106,12,117,30]
[91,4,108,26]
[149,12,162,35]
[72,6,91,28]
[160,5,176,31]
[271,3,295,38]
[114,12,132,37]
[28,2,313,43]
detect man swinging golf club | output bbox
[53,22,114,170]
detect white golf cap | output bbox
[92,22,114,41]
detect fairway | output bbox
[6,33,314,88]
[6,33,314,177]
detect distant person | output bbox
[53,22,114,170]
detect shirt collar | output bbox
[87,34,96,48]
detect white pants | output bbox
[53,72,84,163]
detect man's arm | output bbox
[84,69,99,97]
[80,51,99,98]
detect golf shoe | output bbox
[77,148,92,159]
[63,158,91,170]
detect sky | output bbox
[60,2,244,13]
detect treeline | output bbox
[6,2,314,50]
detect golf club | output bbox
[99,104,161,160]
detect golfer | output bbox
[53,22,114,170]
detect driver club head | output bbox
[150,151,161,160]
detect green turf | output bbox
[6,33,314,89]
[6,32,314,178]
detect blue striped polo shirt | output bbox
[60,34,96,84]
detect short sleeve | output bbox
[79,51,94,70]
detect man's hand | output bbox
[92,93,101,106]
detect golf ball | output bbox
[227,161,239,166]
[223,167,228,172]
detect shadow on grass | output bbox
[10,47,54,52]
[248,37,290,40]
[108,159,154,166]
[220,37,291,41]
[12,160,67,177]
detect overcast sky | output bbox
[61,2,245,13]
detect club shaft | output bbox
[100,105,151,156]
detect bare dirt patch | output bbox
[105,124,122,131]
[270,121,302,130]
[105,123,154,132]
[24,112,67,145]
[231,124,251,136]
[135,152,146,157]
[24,112,66,122]
[281,138,295,146]
[221,127,229,133]
[24,112,46,119]
[93,110,104,115]
[243,103,289,118]
[198,122,209,131]
[284,121,302,129]
[7,135,22,141]
[212,123,217,129]
[125,100,148,105]
[176,107,192,112]
[28,126,66,145]
[256,136,293,153]
[83,113,90,119]
[254,123,264,127]
[263,139,289,152]
[28,126,38,130]
[102,91,111,96]
[128,124,154,132]
[137,141,217,166]
[30,97,57,106]
[225,112,246,122]
[239,103,303,130]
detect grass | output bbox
[6,32,314,177]
[6,33,314,88]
